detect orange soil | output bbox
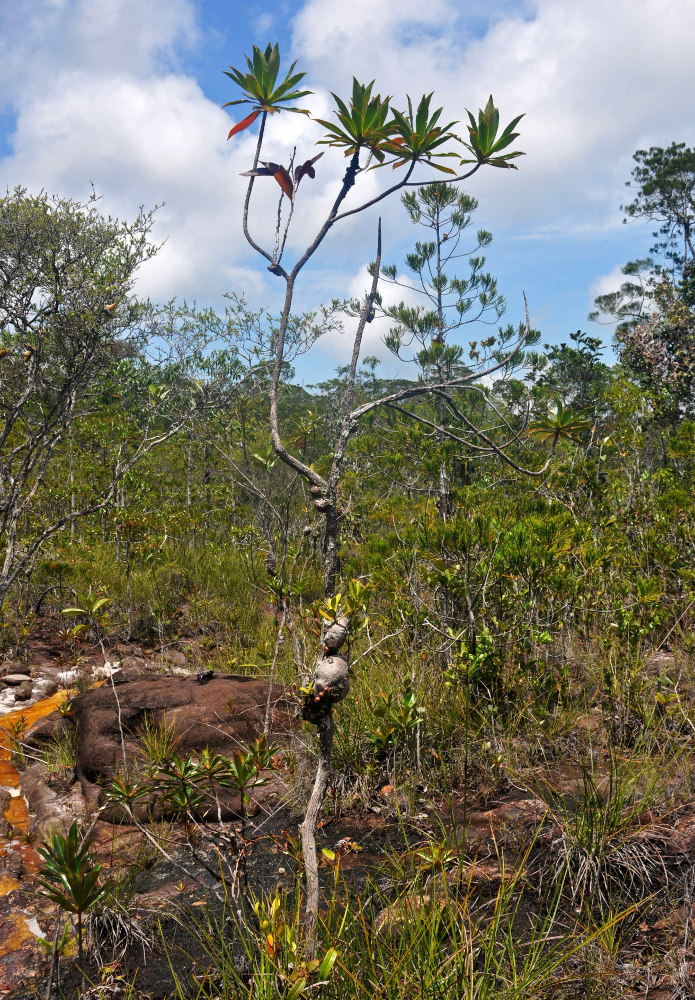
[0,693,66,969]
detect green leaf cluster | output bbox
[316,79,393,160]
[461,95,524,169]
[223,43,311,116]
[37,822,110,916]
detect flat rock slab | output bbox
[1,674,32,686]
[64,672,292,819]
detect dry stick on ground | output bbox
[44,911,64,1000]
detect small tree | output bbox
[225,45,525,593]
[590,143,695,419]
[623,278,695,422]
[37,822,111,988]
[623,143,695,284]
[380,181,526,512]
[0,190,244,608]
[224,41,526,952]
[535,330,610,413]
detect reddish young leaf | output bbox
[241,161,280,178]
[272,164,294,198]
[227,109,261,139]
[239,160,296,198]
[294,152,324,183]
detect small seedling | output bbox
[37,822,112,977]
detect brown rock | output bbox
[24,711,70,749]
[33,676,58,697]
[30,658,55,672]
[68,673,292,820]
[133,878,199,910]
[113,642,143,657]
[20,764,87,835]
[162,649,187,668]
[14,680,34,701]
[120,655,146,671]
[0,788,10,837]
[469,797,549,848]
[2,673,32,686]
[33,665,64,681]
[646,650,676,671]
[658,812,695,856]
[4,853,24,880]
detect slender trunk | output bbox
[438,453,449,519]
[186,430,193,509]
[298,709,333,960]
[77,910,85,993]
[264,606,286,738]
[320,222,382,595]
[0,518,19,608]
[204,443,212,508]
[44,913,63,1000]
[465,585,477,653]
[322,500,339,599]
[125,540,132,640]
[69,422,76,542]
[435,204,449,518]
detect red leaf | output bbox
[227,109,261,139]
[294,152,324,183]
[272,164,294,198]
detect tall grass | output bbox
[165,845,634,1000]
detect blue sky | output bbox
[1,0,693,382]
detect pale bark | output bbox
[298,709,333,959]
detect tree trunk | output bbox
[186,431,193,508]
[69,422,76,542]
[322,500,339,598]
[298,708,333,959]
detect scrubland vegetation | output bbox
[2,42,695,1000]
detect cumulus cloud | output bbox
[0,0,260,305]
[292,0,695,237]
[590,265,633,302]
[0,0,692,356]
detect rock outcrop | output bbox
[24,671,292,822]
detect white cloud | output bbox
[0,0,693,357]
[0,0,263,306]
[590,265,631,302]
[291,0,695,238]
[1,68,256,304]
[589,261,658,323]
[0,0,196,96]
